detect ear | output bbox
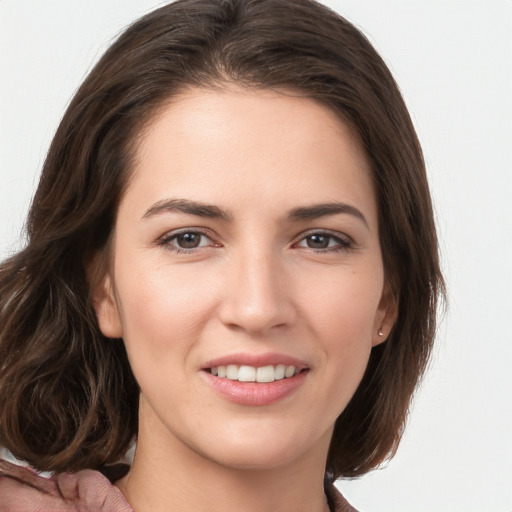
[90,271,123,339]
[372,282,398,347]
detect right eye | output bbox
[159,230,216,252]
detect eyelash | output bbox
[157,228,216,254]
[293,230,352,253]
[157,229,353,254]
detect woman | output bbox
[0,0,444,510]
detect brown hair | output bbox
[0,0,444,479]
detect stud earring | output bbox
[378,328,384,337]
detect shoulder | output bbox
[1,459,356,512]
[325,482,359,512]
[0,459,133,512]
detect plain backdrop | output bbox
[1,1,511,511]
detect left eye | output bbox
[164,231,212,250]
[296,233,350,250]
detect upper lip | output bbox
[202,352,309,370]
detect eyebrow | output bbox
[143,198,230,221]
[142,198,368,228]
[289,202,369,228]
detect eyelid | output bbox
[157,227,221,251]
[156,227,353,253]
[293,229,353,251]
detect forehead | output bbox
[124,86,376,224]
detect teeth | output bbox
[238,365,256,382]
[210,364,299,382]
[226,364,238,380]
[256,365,275,382]
[284,365,296,378]
[275,364,286,380]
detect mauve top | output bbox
[0,459,357,512]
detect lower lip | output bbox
[201,370,308,406]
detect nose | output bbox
[218,246,296,335]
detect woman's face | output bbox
[94,87,395,470]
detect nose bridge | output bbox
[219,239,293,334]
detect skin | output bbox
[93,86,396,512]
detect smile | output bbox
[210,364,299,382]
[201,354,309,405]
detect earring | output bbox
[378,328,384,337]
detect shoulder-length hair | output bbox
[0,0,444,479]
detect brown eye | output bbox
[174,232,203,249]
[161,230,214,251]
[296,232,351,252]
[305,234,330,249]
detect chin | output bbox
[207,445,303,471]
[194,424,331,472]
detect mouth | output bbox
[207,364,304,383]
[201,356,309,406]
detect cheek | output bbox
[302,266,383,339]
[113,258,220,359]
[300,266,383,387]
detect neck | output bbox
[117,410,332,512]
